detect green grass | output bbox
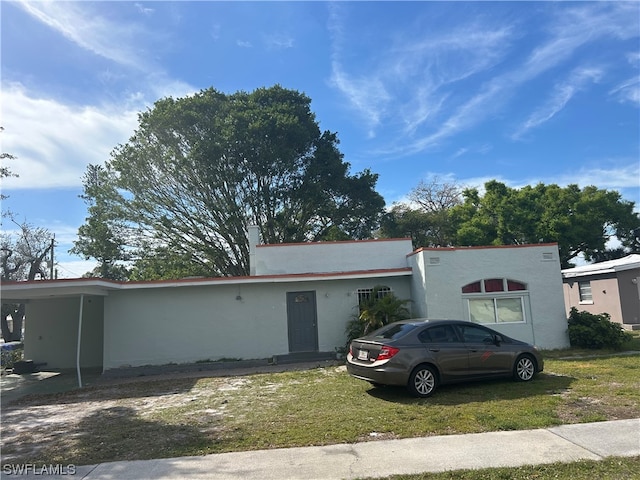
[361,456,640,480]
[543,330,640,360]
[2,351,639,469]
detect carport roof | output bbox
[1,267,413,301]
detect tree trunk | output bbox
[1,304,25,342]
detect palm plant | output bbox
[345,286,411,346]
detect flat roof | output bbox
[0,268,413,301]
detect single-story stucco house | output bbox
[562,254,640,330]
[1,229,570,376]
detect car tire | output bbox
[514,354,536,382]
[408,364,438,398]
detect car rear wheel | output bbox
[408,365,437,397]
[514,354,536,382]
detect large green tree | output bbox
[73,86,385,278]
[450,181,639,267]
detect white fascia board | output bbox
[561,268,616,279]
[0,280,118,301]
[561,255,640,278]
[0,268,413,299]
[120,268,414,290]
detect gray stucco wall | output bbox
[408,245,569,349]
[103,276,412,370]
[23,296,104,368]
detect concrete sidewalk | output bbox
[3,418,638,479]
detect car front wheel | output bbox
[514,355,536,382]
[408,365,437,397]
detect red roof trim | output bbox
[407,243,559,257]
[256,237,412,248]
[1,268,413,288]
[124,268,413,285]
[0,277,120,287]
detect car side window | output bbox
[459,325,495,344]
[418,325,459,344]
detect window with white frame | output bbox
[462,278,528,324]
[357,286,392,309]
[578,281,593,303]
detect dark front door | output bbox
[286,291,318,353]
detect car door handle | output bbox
[429,348,440,352]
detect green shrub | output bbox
[567,307,632,350]
[1,345,24,370]
[344,286,411,347]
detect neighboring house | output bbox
[562,254,640,330]
[0,229,570,374]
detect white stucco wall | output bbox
[23,296,104,368]
[254,238,413,275]
[408,244,569,349]
[103,276,412,370]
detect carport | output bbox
[1,279,117,387]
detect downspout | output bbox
[529,298,536,347]
[76,295,84,388]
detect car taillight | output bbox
[376,345,399,361]
[349,344,353,356]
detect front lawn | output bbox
[1,352,639,467]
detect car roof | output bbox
[398,319,470,326]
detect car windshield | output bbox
[371,323,418,340]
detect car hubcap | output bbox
[517,358,534,380]
[415,369,435,394]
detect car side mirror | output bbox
[494,335,502,346]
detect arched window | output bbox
[461,279,528,324]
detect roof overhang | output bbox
[1,268,413,301]
[0,279,120,302]
[561,254,640,279]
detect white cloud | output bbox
[609,52,640,106]
[549,163,640,191]
[389,162,640,205]
[17,0,156,70]
[1,83,140,189]
[55,259,98,279]
[327,5,515,140]
[513,67,604,139]
[610,78,640,106]
[343,2,639,158]
[264,33,294,50]
[134,3,155,16]
[329,62,390,138]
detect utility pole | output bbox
[50,235,55,279]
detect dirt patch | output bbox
[0,375,239,465]
[1,363,340,466]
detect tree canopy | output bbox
[381,179,639,268]
[73,85,385,279]
[380,177,462,249]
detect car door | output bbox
[417,324,469,382]
[455,324,513,376]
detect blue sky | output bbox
[2,1,639,278]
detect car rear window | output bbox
[372,323,418,340]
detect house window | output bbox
[578,281,593,303]
[462,279,528,324]
[357,286,391,308]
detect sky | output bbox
[1,1,639,279]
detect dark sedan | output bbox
[346,319,544,397]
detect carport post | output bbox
[76,294,84,388]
